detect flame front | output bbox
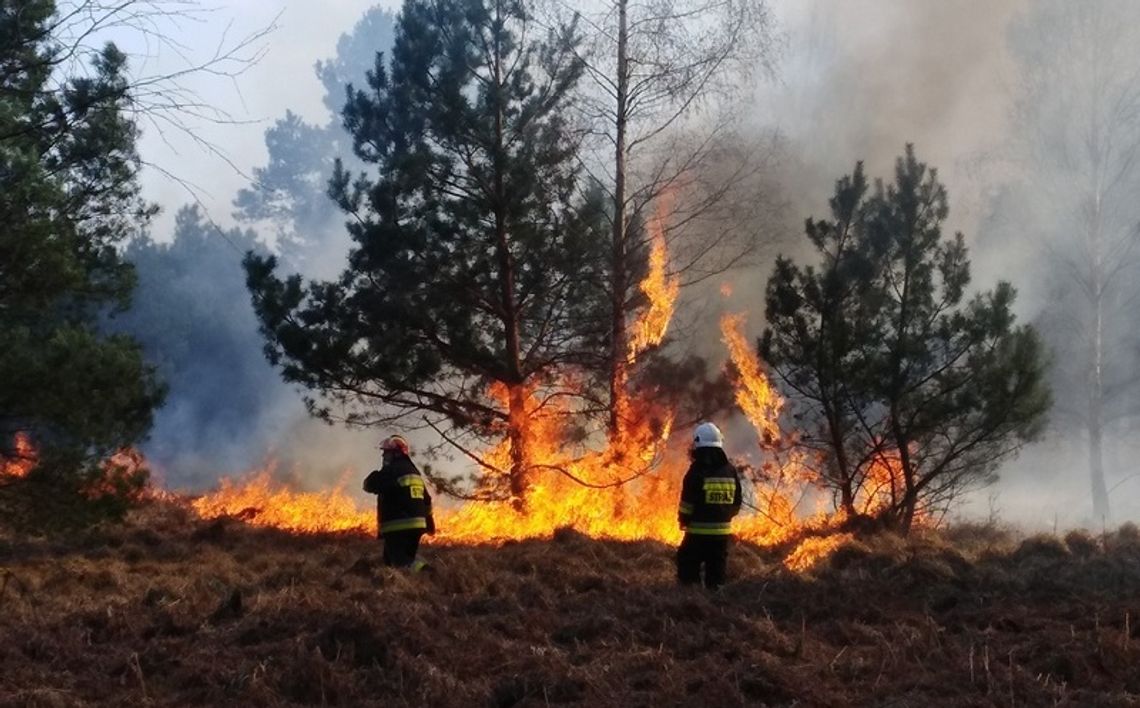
[190,319,807,562]
[185,199,855,572]
[191,469,374,534]
[173,302,859,571]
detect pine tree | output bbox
[234,7,398,275]
[245,0,603,502]
[0,0,165,513]
[762,147,1051,532]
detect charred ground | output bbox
[2,503,1140,707]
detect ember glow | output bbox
[0,433,36,479]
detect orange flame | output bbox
[1,433,37,480]
[190,468,374,534]
[627,191,680,362]
[189,323,804,558]
[859,448,903,515]
[720,313,782,444]
[783,533,853,572]
[430,379,682,542]
[189,308,825,565]
[185,196,868,571]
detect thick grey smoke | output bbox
[717,0,1140,529]
[121,4,403,493]
[969,0,1140,528]
[711,0,1027,325]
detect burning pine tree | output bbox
[236,2,1049,553]
[760,147,1051,533]
[245,0,725,510]
[246,0,604,503]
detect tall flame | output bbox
[435,379,681,542]
[720,313,782,443]
[627,191,680,362]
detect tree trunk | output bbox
[1089,415,1109,523]
[507,383,531,504]
[898,488,918,535]
[1088,165,1111,522]
[839,480,856,520]
[490,0,530,503]
[1088,283,1108,522]
[823,405,856,518]
[890,405,917,535]
[607,0,630,438]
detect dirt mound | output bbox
[2,503,1140,706]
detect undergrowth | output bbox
[1,502,1139,706]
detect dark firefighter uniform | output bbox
[677,428,742,588]
[363,451,435,569]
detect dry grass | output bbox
[2,504,1140,707]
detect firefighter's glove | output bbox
[362,471,380,494]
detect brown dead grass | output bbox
[2,504,1140,707]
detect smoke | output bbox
[764,0,1025,227]
[716,0,1140,529]
[681,0,1121,527]
[698,1,1027,369]
[966,0,1140,527]
[115,0,1140,526]
[700,0,1028,349]
[120,4,402,493]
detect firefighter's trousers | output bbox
[382,530,426,570]
[677,533,730,588]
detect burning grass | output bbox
[3,185,1132,703]
[2,500,1140,707]
[0,433,36,480]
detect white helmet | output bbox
[692,422,725,449]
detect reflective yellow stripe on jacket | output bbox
[381,517,428,533]
[685,520,732,535]
[702,477,736,505]
[398,474,427,499]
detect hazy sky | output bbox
[127,0,822,239]
[122,1,398,237]
[127,0,1019,240]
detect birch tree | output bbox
[1002,0,1140,520]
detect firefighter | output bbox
[676,422,742,589]
[363,435,435,571]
